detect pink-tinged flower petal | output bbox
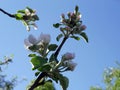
[66,61,77,71]
[80,25,87,30]
[39,33,51,44]
[28,34,38,45]
[24,39,32,49]
[32,23,38,30]
[63,52,75,61]
[26,25,30,31]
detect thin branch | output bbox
[28,72,48,90]
[0,8,15,18]
[54,37,68,59]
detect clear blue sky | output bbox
[0,0,120,90]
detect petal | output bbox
[24,39,32,49]
[39,33,51,44]
[28,34,38,45]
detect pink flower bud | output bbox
[65,26,71,31]
[80,25,87,30]
[61,13,65,19]
[64,61,77,71]
[67,61,77,71]
[67,12,71,18]
[63,52,75,61]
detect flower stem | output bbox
[0,8,15,18]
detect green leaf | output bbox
[38,64,51,72]
[80,32,88,43]
[70,36,80,41]
[49,54,56,62]
[53,23,61,28]
[34,81,55,90]
[35,72,40,77]
[59,76,69,90]
[48,44,58,51]
[15,13,23,20]
[75,5,79,13]
[30,56,47,70]
[17,10,25,14]
[28,54,36,57]
[32,15,39,20]
[26,7,34,13]
[28,45,40,52]
[56,34,63,41]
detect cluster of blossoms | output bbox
[24,34,77,72]
[24,33,51,56]
[53,5,88,43]
[61,52,77,71]
[60,7,86,35]
[15,7,39,31]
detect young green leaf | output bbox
[32,15,39,20]
[48,44,58,51]
[58,74,69,90]
[30,56,47,70]
[56,34,63,41]
[26,7,34,13]
[28,45,40,52]
[49,54,56,62]
[80,32,88,43]
[70,36,80,41]
[28,54,36,57]
[17,10,25,14]
[38,64,51,72]
[35,71,40,77]
[53,23,61,28]
[15,13,23,20]
[75,5,79,14]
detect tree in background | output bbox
[90,63,120,90]
[0,56,17,90]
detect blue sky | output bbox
[0,0,120,90]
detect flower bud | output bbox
[65,26,70,31]
[67,12,71,18]
[62,52,75,61]
[80,25,87,30]
[61,13,65,19]
[64,61,77,71]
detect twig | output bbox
[54,37,68,59]
[28,72,48,90]
[0,8,15,18]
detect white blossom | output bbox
[28,34,38,45]
[32,23,38,30]
[25,9,31,16]
[39,33,51,44]
[24,34,40,49]
[24,34,51,50]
